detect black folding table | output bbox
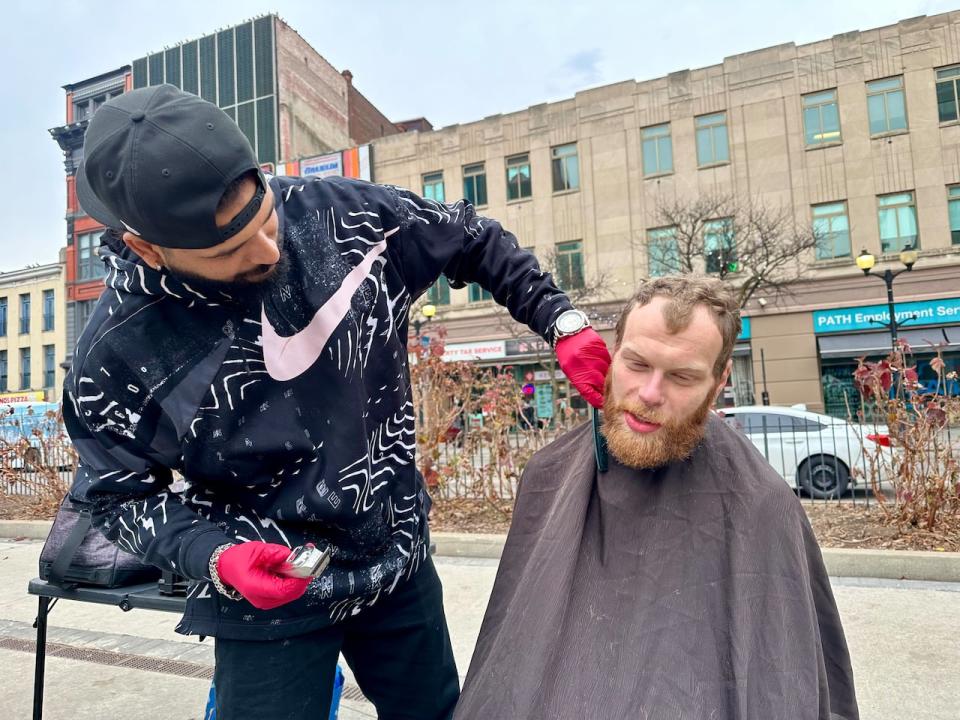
[26,578,186,720]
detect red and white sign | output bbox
[0,391,47,404]
[441,341,507,362]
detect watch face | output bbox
[556,311,585,334]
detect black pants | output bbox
[214,557,459,720]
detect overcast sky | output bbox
[1,0,956,271]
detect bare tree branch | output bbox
[489,246,614,343]
[485,247,614,419]
[641,193,823,308]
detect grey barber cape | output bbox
[454,416,859,720]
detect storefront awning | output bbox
[817,326,960,359]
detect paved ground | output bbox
[1,538,958,719]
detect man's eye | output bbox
[628,362,649,371]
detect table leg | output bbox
[33,596,50,720]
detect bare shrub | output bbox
[408,327,577,515]
[853,342,960,533]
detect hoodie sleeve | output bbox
[62,374,232,581]
[383,185,574,343]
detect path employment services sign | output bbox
[813,297,960,334]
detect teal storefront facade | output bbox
[720,317,754,407]
[813,297,960,416]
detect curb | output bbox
[0,520,51,541]
[818,547,960,583]
[431,532,505,559]
[433,532,960,583]
[4,521,959,583]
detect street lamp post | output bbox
[854,245,919,348]
[412,304,437,338]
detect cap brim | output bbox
[75,159,124,230]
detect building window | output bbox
[555,241,584,290]
[812,202,851,259]
[469,284,492,302]
[704,219,736,273]
[695,112,729,166]
[0,297,6,337]
[19,294,30,335]
[42,289,55,332]
[506,153,532,201]
[77,232,106,281]
[936,66,960,123]
[948,186,960,245]
[427,275,451,306]
[803,90,841,146]
[132,19,277,165]
[647,227,681,276]
[463,163,487,206]
[0,350,6,392]
[422,172,445,203]
[20,348,30,390]
[641,124,673,176]
[43,345,56,389]
[76,299,97,334]
[73,89,124,122]
[877,192,918,252]
[867,77,907,135]
[551,143,580,192]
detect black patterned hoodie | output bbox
[63,175,572,640]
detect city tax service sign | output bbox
[813,297,960,334]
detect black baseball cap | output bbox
[75,84,266,250]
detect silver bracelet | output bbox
[208,543,243,601]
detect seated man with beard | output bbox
[454,276,859,720]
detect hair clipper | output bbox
[281,543,331,578]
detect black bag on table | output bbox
[38,495,161,588]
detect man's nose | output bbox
[246,232,280,266]
[637,372,665,407]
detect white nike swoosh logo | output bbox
[261,230,395,381]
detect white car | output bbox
[717,405,894,498]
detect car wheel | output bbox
[798,455,849,499]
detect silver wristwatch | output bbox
[551,309,591,346]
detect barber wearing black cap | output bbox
[63,84,612,719]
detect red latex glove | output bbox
[216,542,310,610]
[555,328,611,409]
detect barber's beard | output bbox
[163,251,289,304]
[600,375,715,469]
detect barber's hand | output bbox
[555,328,611,409]
[217,542,310,610]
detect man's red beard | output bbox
[600,374,715,469]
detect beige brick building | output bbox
[372,11,960,417]
[0,261,67,403]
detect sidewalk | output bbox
[0,539,497,720]
[2,537,959,719]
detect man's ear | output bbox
[714,359,733,400]
[122,232,165,270]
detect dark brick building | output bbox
[49,14,408,362]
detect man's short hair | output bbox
[217,169,260,214]
[613,275,741,377]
